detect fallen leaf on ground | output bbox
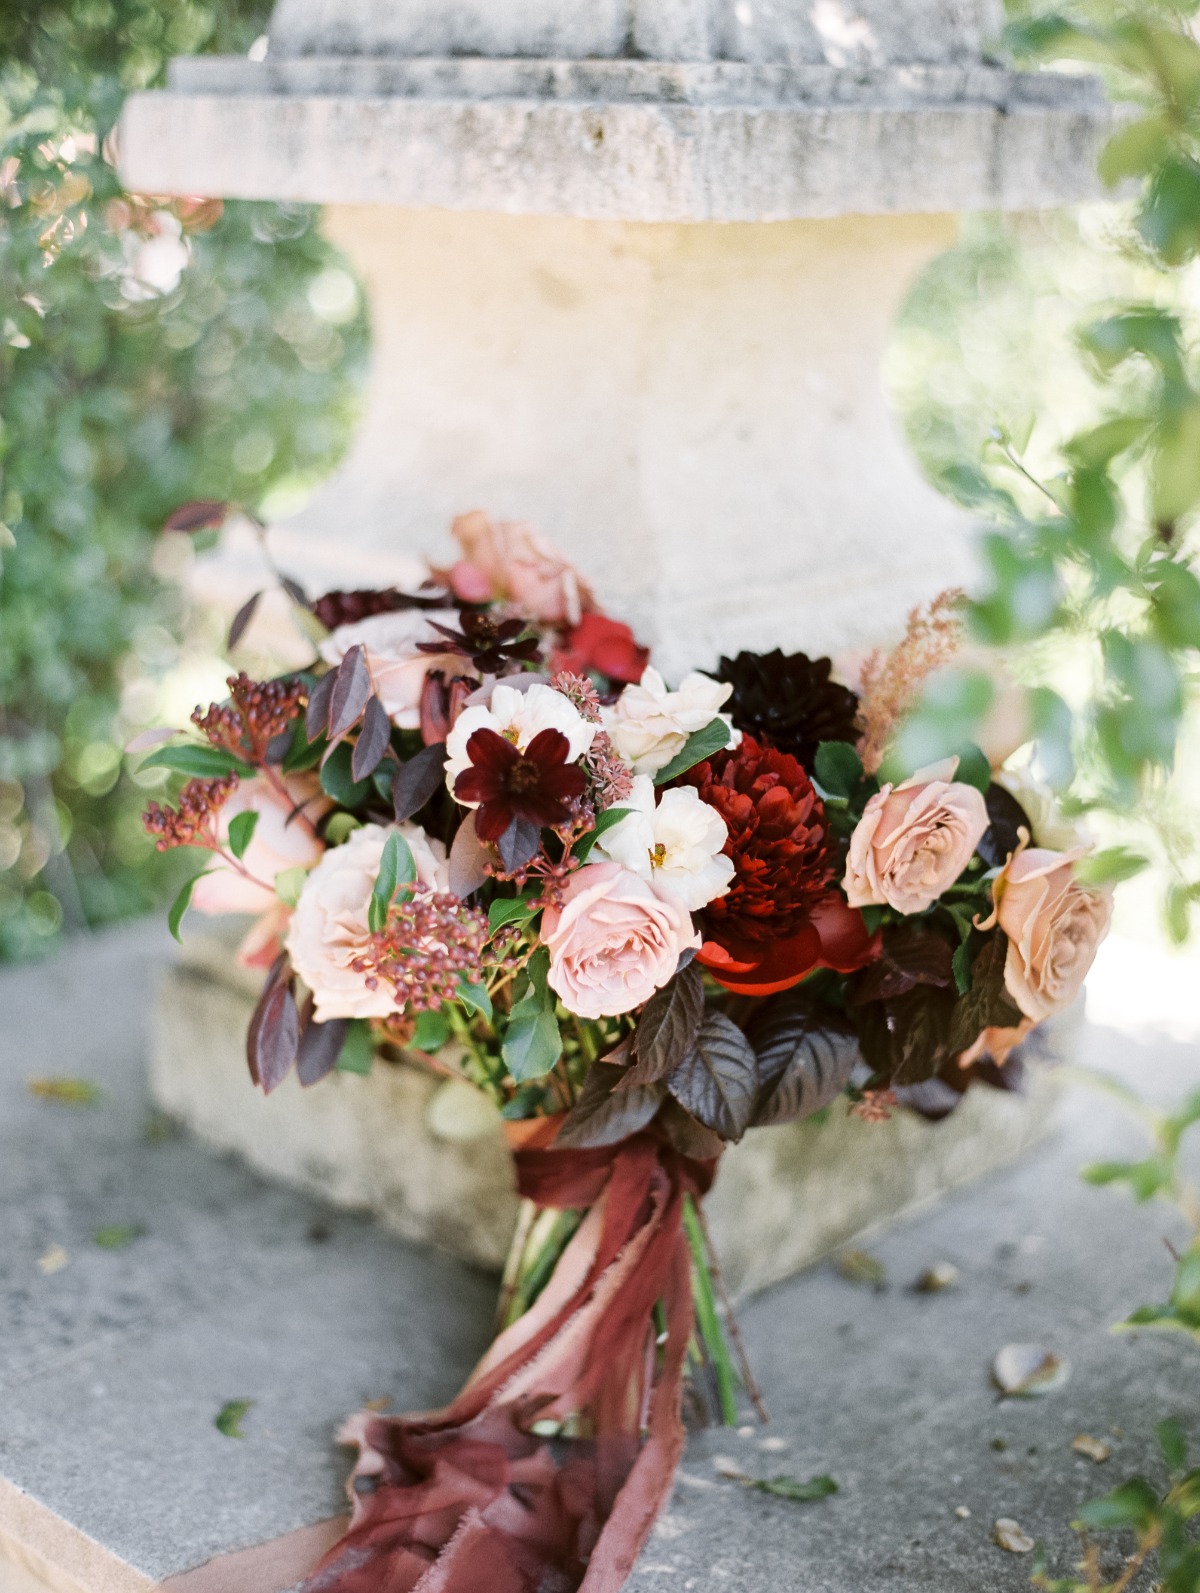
[992,1343,1071,1397]
[364,1396,391,1413]
[993,1518,1035,1553]
[751,1475,838,1502]
[36,1245,69,1275]
[915,1262,960,1293]
[215,1399,254,1439]
[28,1077,101,1106]
[93,1225,145,1251]
[1072,1434,1112,1463]
[836,1250,887,1290]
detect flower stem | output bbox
[684,1195,738,1427]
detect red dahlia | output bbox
[683,736,877,994]
[455,727,587,843]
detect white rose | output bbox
[605,667,739,777]
[596,775,734,911]
[996,766,1089,855]
[285,822,449,1022]
[445,681,596,800]
[319,609,472,730]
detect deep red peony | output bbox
[455,727,587,842]
[683,736,878,994]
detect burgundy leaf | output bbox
[297,1016,349,1087]
[556,1056,665,1150]
[497,817,541,875]
[227,590,263,650]
[656,1096,725,1162]
[163,499,228,535]
[393,742,447,823]
[665,1013,759,1143]
[624,964,705,1088]
[849,927,955,1006]
[449,813,491,898]
[246,956,289,1087]
[279,574,310,608]
[306,670,336,742]
[352,696,393,782]
[329,646,372,740]
[264,729,292,765]
[747,992,861,1127]
[251,980,301,1095]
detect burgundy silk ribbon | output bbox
[300,1133,716,1593]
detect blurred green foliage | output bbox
[893,0,1200,942]
[0,2,367,960]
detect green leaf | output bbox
[335,1019,375,1076]
[954,743,990,794]
[274,867,309,908]
[409,1010,452,1054]
[574,805,634,862]
[1170,1247,1200,1324]
[653,719,733,786]
[140,743,253,779]
[319,740,372,808]
[1159,1418,1189,1475]
[502,1006,563,1082]
[951,938,972,996]
[1098,114,1172,188]
[324,812,363,845]
[227,809,260,861]
[456,977,493,1022]
[168,870,210,943]
[369,831,417,932]
[214,1399,254,1440]
[488,895,539,934]
[93,1224,145,1251]
[1074,848,1149,888]
[1075,1478,1160,1533]
[814,741,863,798]
[750,1474,838,1502]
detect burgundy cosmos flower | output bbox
[683,735,878,995]
[454,727,587,843]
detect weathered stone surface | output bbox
[2,922,1198,1592]
[151,925,1064,1296]
[267,0,1008,67]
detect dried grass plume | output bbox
[855,590,965,775]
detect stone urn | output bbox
[121,0,1106,1287]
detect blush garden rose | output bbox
[994,845,1113,1023]
[541,861,700,1019]
[843,759,989,917]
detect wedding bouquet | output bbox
[141,511,1113,1593]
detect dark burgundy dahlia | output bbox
[715,649,859,768]
[454,727,587,843]
[683,736,877,994]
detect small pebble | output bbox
[993,1343,1070,1397]
[955,1506,971,1520]
[737,1425,754,1438]
[759,1436,789,1453]
[993,1518,1035,1554]
[1072,1434,1112,1464]
[711,1455,745,1480]
[915,1262,959,1293]
[37,1245,69,1276]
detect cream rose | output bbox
[285,822,450,1022]
[319,608,472,730]
[843,758,989,916]
[995,846,1113,1022]
[542,861,700,1019]
[191,773,329,918]
[605,667,739,778]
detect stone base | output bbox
[152,930,1065,1297]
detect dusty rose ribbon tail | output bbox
[299,1133,715,1593]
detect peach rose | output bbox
[995,846,1113,1022]
[843,759,989,916]
[191,773,329,918]
[285,822,450,1022]
[319,608,472,730]
[957,1017,1036,1070]
[448,510,589,626]
[542,861,700,1020]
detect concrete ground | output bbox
[0,922,1197,1592]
